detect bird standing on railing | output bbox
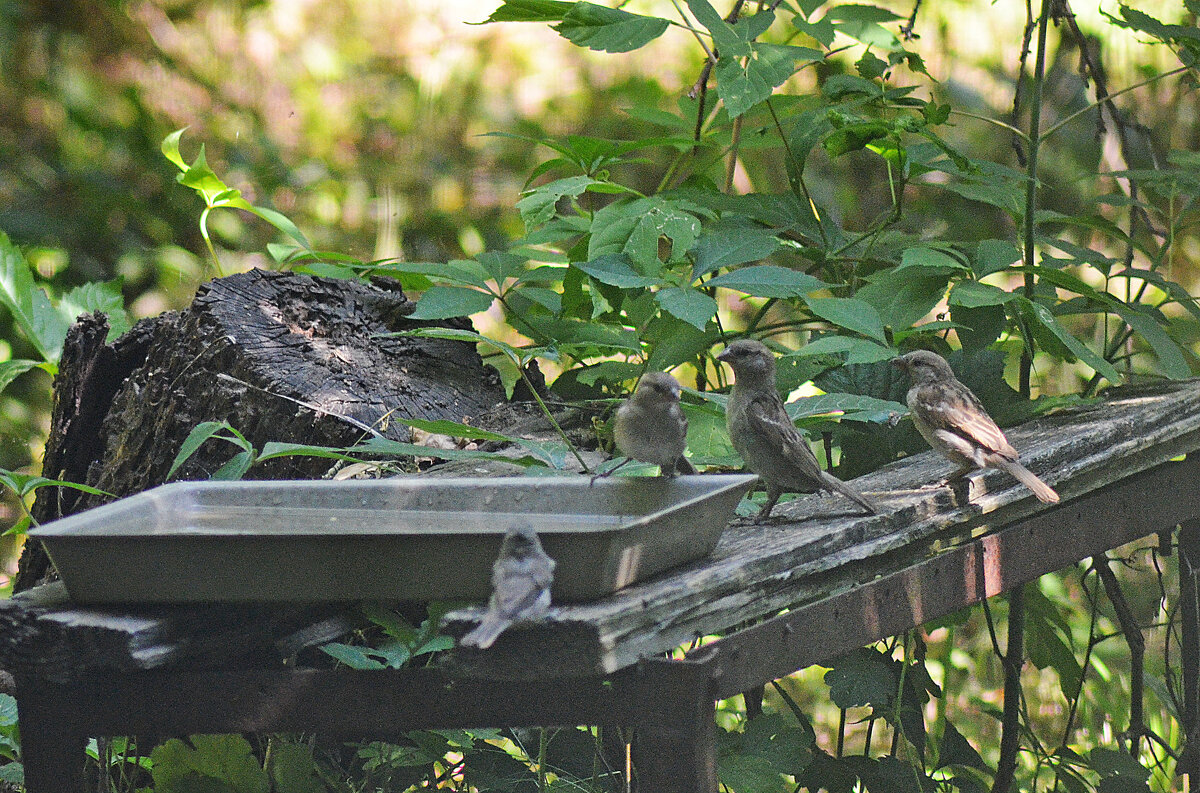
[460,524,556,649]
[717,339,878,519]
[892,349,1059,504]
[603,371,697,478]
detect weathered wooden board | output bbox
[444,380,1200,678]
[0,582,357,682]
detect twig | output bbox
[1095,554,1146,756]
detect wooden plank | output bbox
[445,381,1200,678]
[0,582,358,681]
[697,454,1200,699]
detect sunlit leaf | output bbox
[0,231,68,365]
[408,286,496,320]
[656,286,718,330]
[806,296,887,341]
[553,3,669,52]
[705,265,827,298]
[482,0,574,23]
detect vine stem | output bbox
[1018,2,1051,398]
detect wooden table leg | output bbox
[14,676,88,793]
[631,682,718,793]
[1179,520,1200,780]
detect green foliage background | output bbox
[1,0,1199,789]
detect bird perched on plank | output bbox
[892,349,1059,504]
[460,524,556,649]
[717,339,878,519]
[606,371,697,477]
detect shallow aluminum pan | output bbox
[31,474,758,604]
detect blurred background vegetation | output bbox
[1,0,1198,788]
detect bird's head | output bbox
[892,349,956,385]
[500,524,544,557]
[717,338,776,385]
[634,371,683,406]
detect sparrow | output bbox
[460,524,556,649]
[608,371,697,477]
[717,339,878,519]
[891,349,1059,504]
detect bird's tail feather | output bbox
[820,471,879,515]
[996,459,1060,504]
[460,616,510,650]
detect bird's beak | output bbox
[890,356,906,371]
[716,349,732,363]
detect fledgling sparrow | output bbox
[460,524,556,649]
[717,339,878,519]
[891,349,1059,504]
[606,371,697,477]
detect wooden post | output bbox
[14,676,88,793]
[1179,520,1200,780]
[632,695,718,793]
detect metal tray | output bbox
[30,474,758,604]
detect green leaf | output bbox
[716,43,822,118]
[575,254,660,287]
[656,287,718,330]
[825,647,895,709]
[786,391,907,423]
[377,260,491,288]
[936,722,986,771]
[806,297,886,341]
[691,224,784,278]
[792,13,836,47]
[483,0,574,22]
[826,4,903,22]
[58,280,131,339]
[1013,297,1121,384]
[898,246,969,272]
[516,175,603,227]
[0,231,68,364]
[0,359,41,394]
[245,204,313,251]
[389,417,514,442]
[152,734,269,793]
[268,741,325,793]
[212,450,256,481]
[320,642,387,670]
[687,0,751,56]
[256,443,362,464]
[168,421,244,480]
[1109,303,1191,379]
[948,280,1013,308]
[408,286,496,320]
[553,2,670,52]
[590,197,707,271]
[952,303,1007,351]
[705,265,827,298]
[858,266,952,332]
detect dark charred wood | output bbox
[17,269,507,591]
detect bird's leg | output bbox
[757,486,783,520]
[590,457,632,485]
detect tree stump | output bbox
[17,269,507,590]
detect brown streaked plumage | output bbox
[892,349,1059,504]
[717,339,878,519]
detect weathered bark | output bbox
[17,269,507,590]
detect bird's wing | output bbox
[745,392,823,478]
[492,572,545,618]
[915,382,1015,457]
